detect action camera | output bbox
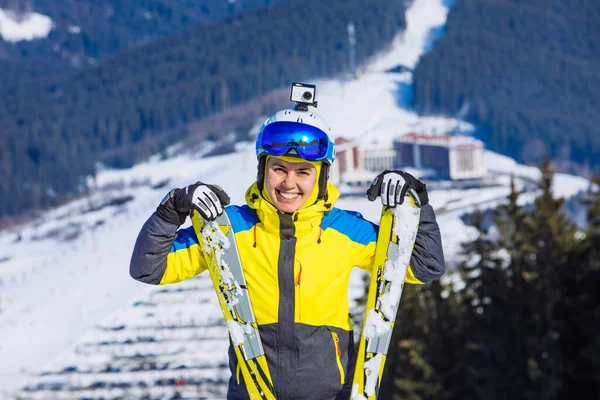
[290,82,317,110]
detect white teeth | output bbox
[279,192,299,199]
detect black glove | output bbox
[156,182,230,225]
[366,170,428,207]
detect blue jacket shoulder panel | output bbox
[226,205,257,233]
[321,207,378,246]
[169,206,256,255]
[170,225,199,253]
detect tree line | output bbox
[0,0,407,217]
[413,0,600,176]
[378,160,599,399]
[0,0,279,82]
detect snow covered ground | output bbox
[0,0,590,398]
[0,7,53,42]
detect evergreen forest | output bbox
[0,0,407,217]
[377,161,600,399]
[413,0,600,176]
[0,0,282,82]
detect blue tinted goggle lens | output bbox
[260,121,330,161]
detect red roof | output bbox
[398,133,453,144]
[335,137,353,145]
[397,133,482,147]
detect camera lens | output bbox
[302,91,313,101]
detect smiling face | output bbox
[265,157,318,213]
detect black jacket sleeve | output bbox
[409,204,445,283]
[130,212,179,285]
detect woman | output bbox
[130,105,445,399]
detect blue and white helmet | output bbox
[255,108,335,199]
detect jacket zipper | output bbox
[331,331,346,384]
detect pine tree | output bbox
[517,157,577,399]
[457,206,528,399]
[557,175,600,397]
[418,279,469,400]
[493,176,532,392]
[378,283,439,400]
[378,278,466,400]
[379,163,594,400]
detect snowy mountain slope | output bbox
[0,0,590,398]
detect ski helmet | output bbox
[256,108,336,200]
[256,109,336,164]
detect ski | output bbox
[351,193,421,400]
[191,211,276,400]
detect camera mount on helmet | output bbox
[256,82,335,199]
[290,82,318,111]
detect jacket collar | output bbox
[245,181,340,238]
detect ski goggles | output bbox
[259,121,335,162]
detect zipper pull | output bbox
[333,332,341,356]
[296,264,302,286]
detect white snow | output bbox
[201,221,243,311]
[0,0,591,398]
[367,0,452,72]
[201,221,230,267]
[226,321,248,346]
[0,7,53,42]
[315,75,475,147]
[375,203,420,321]
[363,353,384,396]
[351,383,369,400]
[379,262,403,321]
[363,310,392,340]
[392,203,420,264]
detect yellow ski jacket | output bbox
[130,181,445,399]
